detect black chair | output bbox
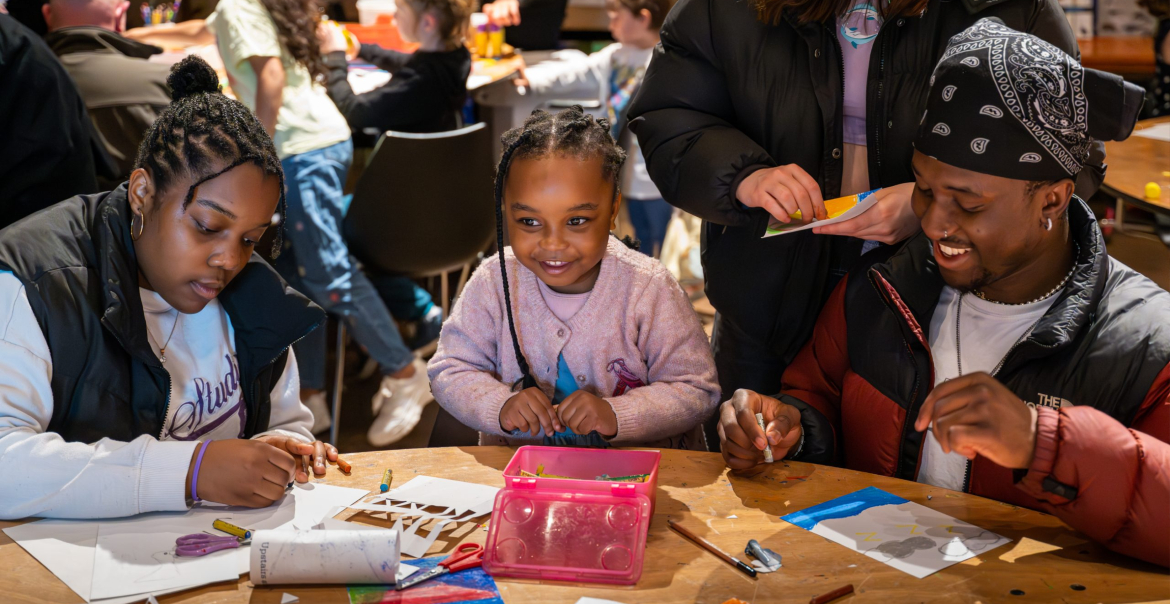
[328,122,497,445]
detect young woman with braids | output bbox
[0,57,340,520]
[428,106,720,449]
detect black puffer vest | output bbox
[0,185,324,443]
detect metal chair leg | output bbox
[329,320,347,447]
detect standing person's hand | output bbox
[318,21,356,59]
[500,387,561,436]
[187,439,298,508]
[716,389,804,470]
[556,391,618,437]
[812,182,919,244]
[913,372,1039,469]
[483,0,521,26]
[736,164,826,224]
[254,434,339,482]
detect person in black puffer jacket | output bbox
[627,0,1101,450]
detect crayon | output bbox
[213,519,252,541]
[755,413,773,463]
[809,584,854,604]
[336,456,352,473]
[379,468,393,492]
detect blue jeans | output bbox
[626,198,673,257]
[274,139,414,390]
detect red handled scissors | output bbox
[175,533,246,557]
[395,542,484,590]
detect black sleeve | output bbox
[323,50,433,132]
[780,395,839,465]
[626,0,774,228]
[357,43,411,74]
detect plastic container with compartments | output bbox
[484,446,661,585]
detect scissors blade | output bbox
[395,566,446,591]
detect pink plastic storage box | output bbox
[501,446,661,510]
[484,446,661,585]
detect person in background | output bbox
[515,0,672,257]
[43,0,172,189]
[0,57,337,520]
[718,20,1168,568]
[1139,0,1169,117]
[480,0,567,50]
[207,0,433,445]
[429,106,720,450]
[627,0,1096,450]
[0,12,100,228]
[319,0,472,134]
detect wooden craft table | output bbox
[1077,36,1156,80]
[1102,116,1170,231]
[2,447,1166,603]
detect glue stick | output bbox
[755,413,773,463]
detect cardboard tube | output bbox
[250,529,399,585]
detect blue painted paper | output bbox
[780,486,907,530]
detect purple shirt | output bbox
[838,3,883,146]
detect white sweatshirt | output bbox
[524,43,662,201]
[0,273,314,520]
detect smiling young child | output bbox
[428,106,720,449]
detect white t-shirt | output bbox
[0,273,313,520]
[207,0,351,159]
[917,286,1057,491]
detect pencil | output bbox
[336,456,352,473]
[667,518,757,578]
[380,468,393,492]
[809,584,854,604]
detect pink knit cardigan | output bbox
[428,236,720,450]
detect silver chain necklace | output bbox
[148,311,182,365]
[957,246,1078,376]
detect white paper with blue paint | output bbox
[780,487,1010,578]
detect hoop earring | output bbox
[1045,217,1053,231]
[131,212,145,241]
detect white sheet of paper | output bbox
[281,594,300,604]
[574,598,629,604]
[347,477,499,558]
[781,487,1010,579]
[91,515,239,599]
[3,483,366,602]
[762,189,881,237]
[1134,122,1170,142]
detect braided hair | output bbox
[134,55,287,259]
[493,105,628,390]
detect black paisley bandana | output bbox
[914,18,1145,181]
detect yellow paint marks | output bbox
[895,524,920,534]
[855,532,881,542]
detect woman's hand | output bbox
[812,182,919,244]
[255,435,339,482]
[187,439,298,508]
[483,0,521,26]
[500,387,561,437]
[736,164,826,224]
[556,391,618,437]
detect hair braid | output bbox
[135,56,287,259]
[494,130,537,390]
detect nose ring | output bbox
[943,230,948,239]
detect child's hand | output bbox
[187,439,298,508]
[556,391,618,438]
[500,387,561,437]
[254,435,339,483]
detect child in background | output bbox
[208,0,433,445]
[319,0,472,133]
[428,107,720,450]
[0,57,334,520]
[515,0,673,256]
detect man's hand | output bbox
[500,387,560,436]
[556,391,618,437]
[812,182,919,244]
[483,0,521,26]
[254,435,339,483]
[914,373,1039,469]
[716,389,803,470]
[736,164,826,224]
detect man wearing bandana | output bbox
[717,18,1169,567]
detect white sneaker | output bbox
[367,358,432,447]
[304,392,332,436]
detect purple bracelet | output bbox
[191,440,211,503]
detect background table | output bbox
[1102,116,1170,230]
[2,447,1166,603]
[1078,36,1156,80]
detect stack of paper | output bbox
[348,476,500,557]
[3,483,367,603]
